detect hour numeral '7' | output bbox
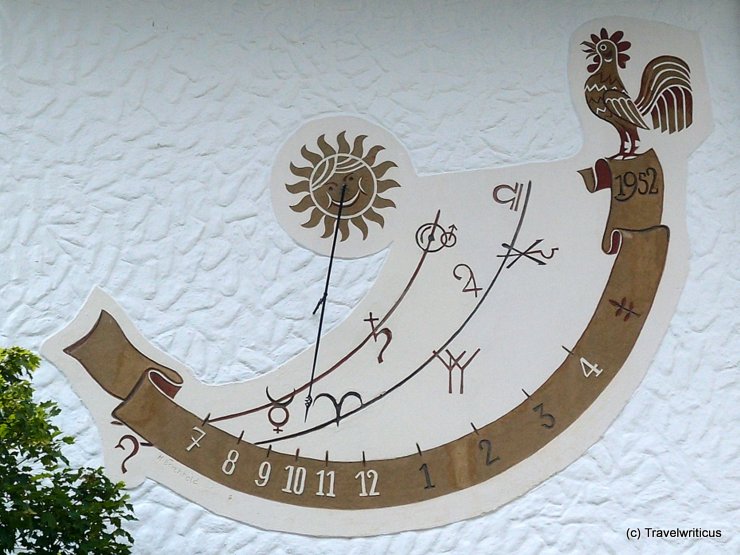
[533,403,555,429]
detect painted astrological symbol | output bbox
[497,239,558,268]
[115,434,151,474]
[314,391,364,426]
[364,312,393,363]
[453,263,482,297]
[609,297,641,321]
[433,348,481,394]
[493,181,528,211]
[415,210,457,253]
[266,387,296,433]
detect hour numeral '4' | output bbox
[579,356,603,378]
[533,403,555,429]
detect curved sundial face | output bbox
[41,17,710,536]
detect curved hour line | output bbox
[209,211,441,424]
[254,183,532,445]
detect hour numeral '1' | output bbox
[533,403,555,429]
[419,463,435,489]
[355,469,380,497]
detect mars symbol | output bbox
[42,18,710,536]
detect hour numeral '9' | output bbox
[255,461,271,487]
[533,403,555,429]
[355,469,380,497]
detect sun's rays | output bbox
[286,132,401,241]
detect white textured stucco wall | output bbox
[1,1,737,553]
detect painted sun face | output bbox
[286,132,401,241]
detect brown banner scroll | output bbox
[61,210,668,510]
[579,149,664,254]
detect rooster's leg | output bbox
[626,127,640,156]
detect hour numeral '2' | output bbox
[478,439,500,466]
[533,403,555,428]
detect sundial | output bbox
[42,17,710,536]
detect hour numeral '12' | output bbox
[355,469,380,497]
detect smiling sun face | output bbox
[286,132,401,241]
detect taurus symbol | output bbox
[266,387,296,433]
[313,391,364,426]
[497,239,558,268]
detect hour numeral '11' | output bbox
[315,469,336,497]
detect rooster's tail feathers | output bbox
[636,55,693,133]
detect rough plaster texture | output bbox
[0,1,737,553]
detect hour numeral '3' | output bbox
[533,403,555,429]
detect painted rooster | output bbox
[582,28,693,157]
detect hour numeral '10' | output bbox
[355,469,380,497]
[315,469,336,497]
[282,465,306,495]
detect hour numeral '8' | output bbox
[477,439,500,466]
[533,403,555,429]
[221,449,239,475]
[355,469,380,497]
